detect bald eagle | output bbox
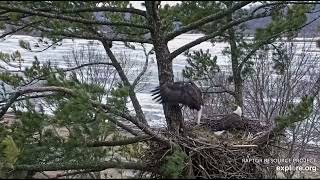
[151,81,204,125]
[221,104,242,123]
[212,105,244,132]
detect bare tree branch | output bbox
[239,15,320,70]
[63,62,114,72]
[252,74,320,145]
[29,38,64,53]
[132,44,152,88]
[203,90,235,95]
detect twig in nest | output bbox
[230,144,258,148]
[199,164,211,178]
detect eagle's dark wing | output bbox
[151,81,203,111]
[184,82,203,110]
[151,82,185,104]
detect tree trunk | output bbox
[154,32,184,134]
[145,1,184,134]
[227,12,243,108]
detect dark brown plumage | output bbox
[151,81,203,111]
[151,81,204,125]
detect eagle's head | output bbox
[231,103,242,117]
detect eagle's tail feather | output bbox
[151,90,160,96]
[152,94,162,101]
[150,87,160,93]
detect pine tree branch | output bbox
[0,5,150,30]
[34,25,152,43]
[19,62,115,87]
[0,20,43,39]
[0,86,73,119]
[60,6,146,17]
[0,86,170,145]
[15,161,154,173]
[169,13,269,61]
[251,1,320,15]
[35,25,104,40]
[98,102,169,145]
[49,168,105,179]
[165,1,252,41]
[86,135,152,147]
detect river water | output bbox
[0,34,319,127]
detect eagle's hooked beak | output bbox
[197,107,203,125]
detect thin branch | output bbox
[105,116,140,136]
[63,62,114,72]
[50,168,105,179]
[21,62,115,87]
[86,135,152,147]
[102,40,148,125]
[252,74,320,145]
[169,13,269,61]
[15,161,154,172]
[239,14,320,70]
[98,103,169,145]
[35,25,152,43]
[0,93,20,119]
[165,1,252,41]
[0,87,72,119]
[0,5,150,30]
[2,93,57,103]
[203,90,235,95]
[132,45,152,88]
[0,85,170,145]
[309,72,320,98]
[60,6,146,17]
[0,86,139,137]
[0,21,43,39]
[251,2,320,16]
[35,25,103,40]
[30,38,64,53]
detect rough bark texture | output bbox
[227,11,243,108]
[145,2,184,134]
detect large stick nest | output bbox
[144,118,276,179]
